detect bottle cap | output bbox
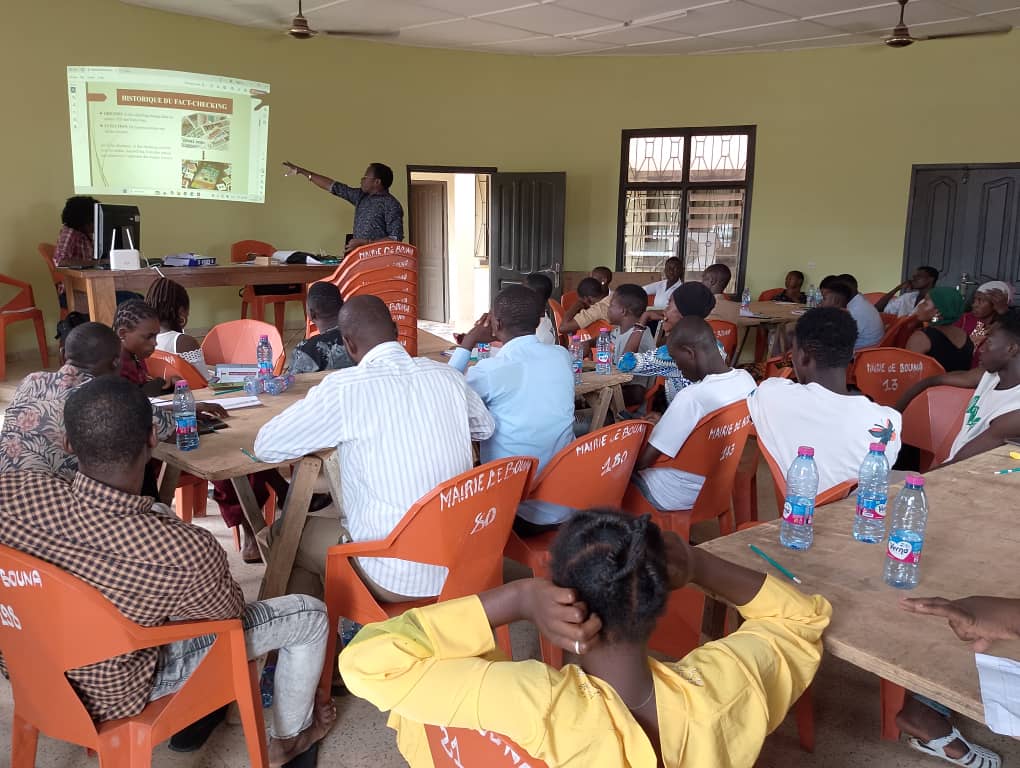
[905,474,925,487]
[259,334,269,341]
[869,442,886,453]
[174,380,188,389]
[797,446,815,457]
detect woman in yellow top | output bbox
[340,510,832,768]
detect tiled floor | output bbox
[1,350,1018,767]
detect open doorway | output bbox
[408,166,495,329]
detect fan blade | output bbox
[322,29,400,38]
[921,27,1011,41]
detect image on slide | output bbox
[67,67,269,202]
[181,112,231,151]
[182,160,232,191]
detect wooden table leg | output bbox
[586,388,613,432]
[734,326,753,365]
[610,384,626,415]
[86,276,119,326]
[157,463,181,506]
[259,455,321,601]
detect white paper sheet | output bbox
[975,652,1020,737]
[198,396,264,411]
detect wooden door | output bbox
[904,164,1020,289]
[489,172,566,298]
[409,181,449,322]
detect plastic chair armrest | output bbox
[129,617,244,648]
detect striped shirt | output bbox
[254,341,495,597]
[0,471,243,722]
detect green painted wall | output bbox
[2,0,1018,353]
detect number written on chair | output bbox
[600,451,629,477]
[470,507,498,535]
[0,603,22,630]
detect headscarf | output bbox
[927,286,964,326]
[671,282,716,318]
[977,280,1015,304]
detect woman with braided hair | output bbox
[145,277,212,381]
[340,509,831,767]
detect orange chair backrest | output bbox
[863,292,886,306]
[880,312,898,330]
[651,401,752,517]
[201,319,285,373]
[529,422,650,509]
[148,349,208,389]
[764,354,796,380]
[331,242,418,284]
[425,725,548,768]
[759,440,857,515]
[901,385,973,471]
[230,239,275,263]
[707,319,738,363]
[0,273,37,313]
[851,348,945,407]
[648,586,707,660]
[339,266,415,293]
[327,457,537,623]
[561,290,578,308]
[0,545,157,747]
[878,316,921,348]
[547,298,564,336]
[758,287,783,301]
[577,320,611,344]
[37,242,66,288]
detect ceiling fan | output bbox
[883,0,1010,48]
[285,0,399,40]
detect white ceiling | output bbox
[121,0,1020,55]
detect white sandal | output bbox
[907,726,1002,768]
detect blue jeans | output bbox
[149,594,328,739]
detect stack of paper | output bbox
[975,652,1020,737]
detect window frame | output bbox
[614,125,757,294]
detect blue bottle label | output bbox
[887,531,922,564]
[782,497,814,526]
[855,497,886,520]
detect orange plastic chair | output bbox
[231,240,304,337]
[901,384,973,471]
[561,290,578,308]
[851,348,945,408]
[878,315,921,348]
[201,319,285,375]
[0,273,50,381]
[764,354,796,380]
[329,243,418,287]
[320,456,537,689]
[37,243,69,321]
[863,292,886,306]
[0,545,268,768]
[504,422,650,665]
[707,319,738,364]
[547,298,566,345]
[758,287,784,301]
[425,725,548,768]
[880,312,898,330]
[338,266,415,295]
[576,319,611,344]
[759,440,857,516]
[147,349,208,389]
[621,401,752,541]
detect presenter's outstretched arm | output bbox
[283,161,334,192]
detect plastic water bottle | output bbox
[172,381,200,451]
[476,342,490,360]
[595,329,612,375]
[569,334,583,385]
[780,446,818,550]
[256,334,273,379]
[264,374,295,396]
[243,375,265,395]
[806,284,817,307]
[853,443,890,543]
[883,475,928,589]
[741,286,751,312]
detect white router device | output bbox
[109,229,141,271]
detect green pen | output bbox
[240,448,261,463]
[993,467,1020,475]
[749,544,802,584]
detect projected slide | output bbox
[67,67,269,203]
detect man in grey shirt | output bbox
[283,160,404,252]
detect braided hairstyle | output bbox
[144,278,190,331]
[550,509,669,643]
[113,298,159,332]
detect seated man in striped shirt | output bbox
[255,296,495,602]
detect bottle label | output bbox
[855,497,887,520]
[782,497,814,526]
[886,531,922,564]
[596,350,611,365]
[175,415,198,437]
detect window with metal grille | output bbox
[616,127,755,294]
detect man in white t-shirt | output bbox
[895,308,1020,464]
[525,272,558,344]
[820,275,884,349]
[875,266,939,317]
[749,307,902,494]
[631,317,757,511]
[643,257,683,309]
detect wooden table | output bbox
[576,371,633,430]
[59,263,338,325]
[152,372,336,601]
[733,300,807,360]
[699,445,1020,724]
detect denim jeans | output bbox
[149,594,328,739]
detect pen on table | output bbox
[749,544,802,584]
[240,448,261,463]
[993,467,1020,475]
